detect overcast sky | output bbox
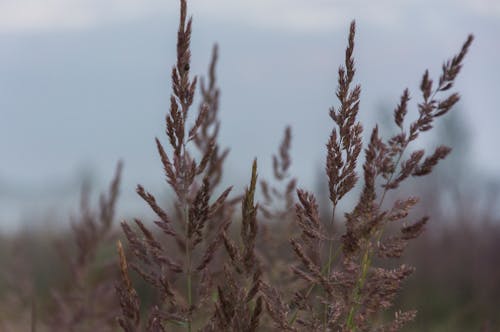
[1,0,500,32]
[1,0,499,230]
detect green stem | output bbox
[345,249,371,329]
[288,245,343,326]
[345,144,407,330]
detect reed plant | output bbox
[0,0,475,331]
[114,0,473,331]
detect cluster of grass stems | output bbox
[1,0,476,331]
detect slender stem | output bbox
[345,144,407,330]
[345,249,370,329]
[323,204,338,329]
[288,244,343,326]
[288,203,343,328]
[181,141,193,332]
[185,213,192,332]
[378,150,405,207]
[326,204,338,275]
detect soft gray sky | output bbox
[1,0,499,230]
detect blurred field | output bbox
[1,188,498,331]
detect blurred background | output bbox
[1,0,499,330]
